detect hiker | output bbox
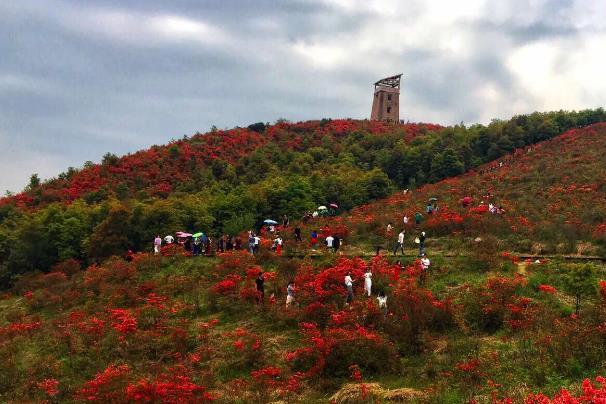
[274,235,283,255]
[218,236,225,253]
[164,234,174,244]
[418,231,426,256]
[325,234,334,251]
[344,272,354,305]
[377,290,387,310]
[248,233,255,254]
[234,236,242,250]
[255,272,265,304]
[294,227,302,242]
[153,235,162,255]
[200,233,208,255]
[364,269,372,297]
[226,235,233,251]
[286,281,295,307]
[333,236,341,253]
[386,222,394,235]
[193,236,201,256]
[282,214,289,228]
[415,212,423,226]
[421,254,431,271]
[426,203,433,215]
[393,229,405,256]
[311,230,318,248]
[204,236,212,255]
[403,214,409,226]
[254,234,261,254]
[125,249,135,262]
[184,236,192,253]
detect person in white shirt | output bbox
[254,235,261,254]
[286,281,295,307]
[325,235,334,250]
[421,255,431,271]
[153,235,162,255]
[364,269,372,297]
[377,290,387,309]
[393,230,405,256]
[164,234,174,244]
[273,236,283,255]
[344,272,354,304]
[403,215,409,226]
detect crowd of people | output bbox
[147,200,444,311]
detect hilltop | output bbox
[1,112,606,402]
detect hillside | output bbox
[337,122,606,257]
[1,117,606,402]
[1,120,439,209]
[1,109,606,287]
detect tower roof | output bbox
[374,74,403,90]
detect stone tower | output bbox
[370,74,402,121]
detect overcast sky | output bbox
[1,0,605,192]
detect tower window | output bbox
[387,94,392,101]
[387,107,392,113]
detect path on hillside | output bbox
[280,252,606,261]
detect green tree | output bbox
[87,203,132,261]
[562,263,598,315]
[430,148,465,180]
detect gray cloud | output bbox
[1,0,605,192]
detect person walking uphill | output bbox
[286,281,295,307]
[415,212,423,226]
[153,235,162,255]
[255,272,265,304]
[418,231,427,257]
[311,230,318,248]
[325,234,334,251]
[294,227,302,242]
[344,272,354,305]
[393,229,405,256]
[248,233,255,254]
[364,269,372,297]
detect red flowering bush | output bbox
[36,378,60,397]
[461,275,528,333]
[77,364,131,402]
[125,368,214,402]
[538,284,557,294]
[286,322,397,378]
[525,376,606,403]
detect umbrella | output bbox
[176,232,192,238]
[329,203,339,208]
[429,197,438,202]
[317,206,328,210]
[192,232,204,238]
[264,219,278,225]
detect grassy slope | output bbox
[1,125,606,403]
[329,122,606,257]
